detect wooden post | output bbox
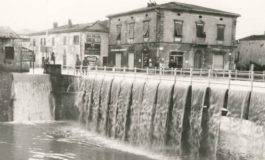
[235,70,238,80]
[200,68,202,77]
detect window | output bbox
[63,50,67,66]
[73,35,79,45]
[63,36,67,45]
[217,25,225,41]
[40,38,46,46]
[116,24,122,42]
[52,37,55,46]
[32,39,36,46]
[129,23,135,39]
[174,20,183,38]
[5,47,14,60]
[143,21,150,39]
[196,22,206,38]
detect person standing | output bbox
[51,52,56,64]
[82,57,89,74]
[75,55,81,73]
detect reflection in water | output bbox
[0,121,167,160]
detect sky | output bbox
[0,0,265,39]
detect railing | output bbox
[30,65,265,92]
[61,65,265,81]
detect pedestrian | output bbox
[75,55,81,74]
[51,52,56,64]
[169,59,176,68]
[82,57,89,74]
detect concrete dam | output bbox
[0,72,265,160]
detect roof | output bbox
[0,26,20,39]
[239,35,265,41]
[28,20,109,36]
[107,1,240,18]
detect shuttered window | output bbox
[217,25,225,41]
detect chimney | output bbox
[68,19,72,27]
[53,22,58,29]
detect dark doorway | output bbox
[194,50,203,69]
[170,52,183,68]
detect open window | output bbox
[116,24,122,44]
[5,46,14,60]
[143,20,150,41]
[174,20,183,41]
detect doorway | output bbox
[170,52,183,68]
[213,54,224,69]
[128,53,134,69]
[194,50,203,69]
[115,53,122,68]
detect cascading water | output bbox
[22,73,265,160]
[12,74,55,122]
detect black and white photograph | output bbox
[0,0,265,159]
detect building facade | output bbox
[234,35,265,70]
[107,2,240,70]
[0,26,30,72]
[28,20,109,68]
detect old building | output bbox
[107,2,240,69]
[235,34,265,70]
[0,26,30,72]
[28,20,109,68]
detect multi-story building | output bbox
[28,20,109,67]
[107,2,240,70]
[234,34,265,70]
[0,26,30,72]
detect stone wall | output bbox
[0,72,13,121]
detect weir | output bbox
[0,72,265,159]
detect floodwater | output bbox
[0,121,159,160]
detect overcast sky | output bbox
[0,0,264,39]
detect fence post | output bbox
[123,67,126,73]
[251,71,254,92]
[181,68,183,76]
[199,68,202,78]
[159,67,162,75]
[190,68,193,85]
[134,67,137,73]
[228,70,231,90]
[146,67,149,75]
[154,67,157,75]
[235,70,238,80]
[262,71,265,81]
[208,69,211,87]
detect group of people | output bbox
[75,55,89,74]
[43,52,56,68]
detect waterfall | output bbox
[12,74,55,122]
[58,74,265,160]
